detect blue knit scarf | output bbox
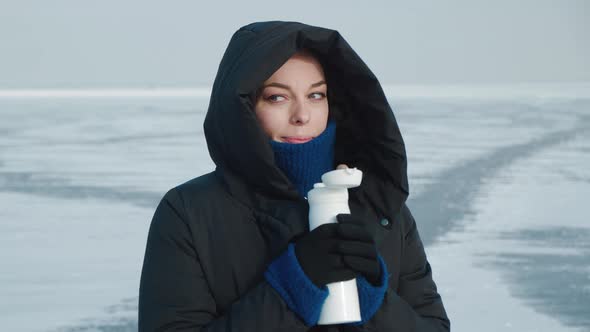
[269,121,336,198]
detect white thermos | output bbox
[307,167,363,325]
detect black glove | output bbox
[294,223,355,287]
[294,219,381,288]
[336,213,382,286]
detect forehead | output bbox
[263,52,326,84]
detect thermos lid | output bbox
[321,168,363,188]
[307,168,363,202]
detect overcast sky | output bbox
[0,0,588,89]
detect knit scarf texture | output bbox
[269,121,336,198]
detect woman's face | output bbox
[254,52,329,143]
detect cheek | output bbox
[255,108,287,137]
[318,104,329,121]
[313,103,330,130]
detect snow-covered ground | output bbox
[0,85,588,331]
[418,111,590,331]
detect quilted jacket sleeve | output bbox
[138,189,311,331]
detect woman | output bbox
[139,21,450,331]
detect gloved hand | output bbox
[294,223,355,287]
[336,213,382,286]
[294,218,380,287]
[266,215,385,327]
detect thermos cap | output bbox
[307,185,349,202]
[307,168,363,202]
[321,168,363,188]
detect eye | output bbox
[309,92,326,100]
[266,94,286,102]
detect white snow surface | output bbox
[1,85,589,331]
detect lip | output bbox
[282,136,313,143]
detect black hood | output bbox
[204,21,409,215]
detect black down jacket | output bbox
[138,21,450,331]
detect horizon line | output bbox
[0,82,589,99]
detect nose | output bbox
[290,100,311,125]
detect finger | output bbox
[333,240,377,259]
[336,164,349,170]
[336,223,373,243]
[342,255,379,277]
[338,214,380,243]
[325,253,348,269]
[336,213,363,225]
[325,268,357,283]
[311,223,339,238]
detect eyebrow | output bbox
[261,80,326,91]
